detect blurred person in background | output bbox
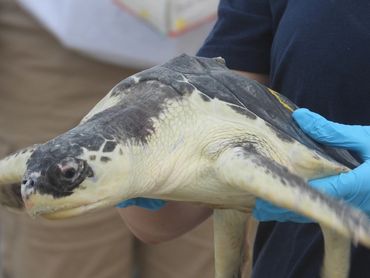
[0,0,214,277]
[120,1,370,277]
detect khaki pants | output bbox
[0,1,215,277]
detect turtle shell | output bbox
[117,54,358,169]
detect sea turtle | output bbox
[0,54,369,278]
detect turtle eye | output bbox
[56,158,81,180]
[62,167,77,179]
[46,157,90,193]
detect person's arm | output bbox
[118,202,212,244]
[233,70,269,86]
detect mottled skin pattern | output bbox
[0,55,368,278]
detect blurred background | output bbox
[0,0,218,277]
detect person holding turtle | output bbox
[118,0,370,277]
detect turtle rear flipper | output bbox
[0,145,37,211]
[215,147,370,278]
[213,209,247,278]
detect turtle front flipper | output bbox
[0,145,37,211]
[215,147,370,278]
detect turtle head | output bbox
[21,132,132,219]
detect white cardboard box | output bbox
[115,0,218,36]
[17,0,216,68]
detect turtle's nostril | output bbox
[21,178,37,201]
[22,179,35,187]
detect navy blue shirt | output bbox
[198,0,370,277]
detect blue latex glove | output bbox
[253,108,370,222]
[116,198,166,211]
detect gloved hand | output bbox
[253,108,370,222]
[116,198,166,211]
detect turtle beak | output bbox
[21,175,38,208]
